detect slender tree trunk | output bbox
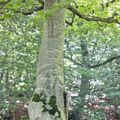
[79,39,90,107]
[28,0,67,120]
[74,39,90,120]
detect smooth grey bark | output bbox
[28,0,68,120]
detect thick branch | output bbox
[90,55,120,68]
[68,5,120,24]
[35,1,120,25]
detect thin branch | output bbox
[90,55,120,68]
[66,13,75,26]
[64,56,82,66]
[64,39,83,66]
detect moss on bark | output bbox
[42,95,61,118]
[32,94,61,118]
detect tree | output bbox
[28,1,68,120]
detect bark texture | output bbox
[28,0,67,120]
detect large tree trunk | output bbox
[28,0,67,120]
